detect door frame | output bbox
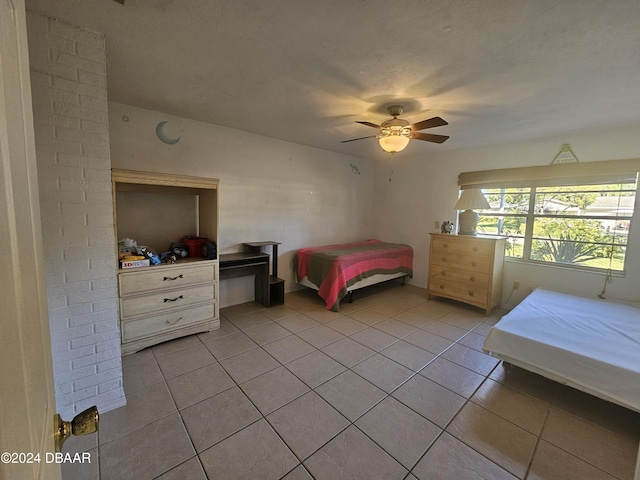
[0,0,60,478]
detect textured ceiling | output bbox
[25,0,640,158]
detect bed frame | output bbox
[294,240,413,311]
[483,288,640,479]
[297,271,409,304]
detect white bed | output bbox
[483,287,640,413]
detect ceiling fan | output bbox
[342,105,449,153]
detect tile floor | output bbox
[62,283,640,480]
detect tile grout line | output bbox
[522,401,554,480]
[157,337,211,480]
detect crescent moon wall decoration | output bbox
[156,121,181,145]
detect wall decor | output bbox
[551,143,579,164]
[156,121,181,145]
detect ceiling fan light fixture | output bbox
[342,104,448,150]
[377,126,412,153]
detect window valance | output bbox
[458,158,640,190]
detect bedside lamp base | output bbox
[458,209,479,235]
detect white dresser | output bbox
[112,169,220,355]
[118,260,218,354]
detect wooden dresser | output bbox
[428,233,506,315]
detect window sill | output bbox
[504,257,626,277]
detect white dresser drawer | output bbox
[120,284,215,318]
[121,303,216,343]
[119,262,216,296]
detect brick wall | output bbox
[26,11,125,418]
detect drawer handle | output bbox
[472,246,478,251]
[471,261,477,267]
[468,291,474,297]
[442,257,448,262]
[439,285,444,289]
[164,295,184,303]
[166,316,183,326]
[441,270,446,276]
[470,276,475,282]
[163,274,184,281]
[442,243,448,248]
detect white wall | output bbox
[373,123,640,306]
[108,103,374,307]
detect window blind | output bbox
[458,158,640,189]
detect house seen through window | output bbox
[475,179,637,272]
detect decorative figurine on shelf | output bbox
[441,221,454,234]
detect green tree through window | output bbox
[477,181,636,272]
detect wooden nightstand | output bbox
[428,233,506,315]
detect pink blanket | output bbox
[295,239,413,311]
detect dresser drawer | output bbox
[429,252,492,273]
[429,278,488,305]
[120,284,215,318]
[431,237,493,258]
[121,303,216,343]
[429,265,489,287]
[119,262,216,296]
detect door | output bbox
[0,1,61,479]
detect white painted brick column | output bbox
[26,12,125,418]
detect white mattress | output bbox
[483,288,640,412]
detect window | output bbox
[458,159,640,273]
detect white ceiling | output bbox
[25,0,640,158]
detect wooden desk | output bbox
[219,252,271,307]
[243,241,285,306]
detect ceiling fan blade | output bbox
[356,121,381,129]
[340,135,378,143]
[413,132,450,144]
[112,0,125,4]
[410,117,448,131]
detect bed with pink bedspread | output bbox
[294,239,413,311]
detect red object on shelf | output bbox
[181,236,208,257]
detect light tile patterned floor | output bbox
[62,283,640,479]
